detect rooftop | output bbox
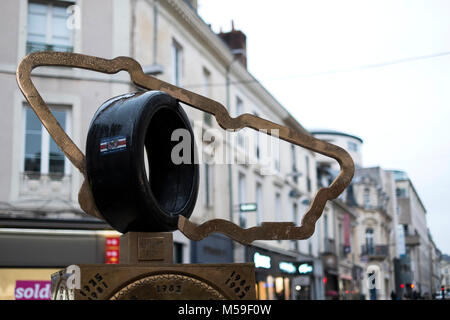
[310,129,363,143]
[390,170,409,181]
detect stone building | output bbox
[351,167,399,300]
[390,170,432,297]
[429,233,441,297]
[314,130,366,300]
[0,0,327,300]
[313,130,401,300]
[441,254,450,295]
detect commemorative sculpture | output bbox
[16,52,354,300]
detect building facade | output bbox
[0,0,441,301]
[391,170,432,297]
[313,130,404,300]
[0,0,327,300]
[429,234,441,297]
[440,255,450,296]
[351,167,399,300]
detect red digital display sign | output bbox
[105,237,120,264]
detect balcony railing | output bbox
[405,234,420,246]
[323,239,336,255]
[26,41,73,55]
[361,245,388,259]
[19,172,72,199]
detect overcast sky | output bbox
[198,0,450,254]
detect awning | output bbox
[339,274,353,281]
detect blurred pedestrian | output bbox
[390,290,397,300]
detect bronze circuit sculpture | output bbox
[16,52,354,300]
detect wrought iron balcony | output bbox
[405,234,420,246]
[361,244,389,260]
[26,41,73,55]
[323,238,336,255]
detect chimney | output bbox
[218,20,247,68]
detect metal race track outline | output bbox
[16,52,354,245]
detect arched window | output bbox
[363,188,370,208]
[365,228,374,254]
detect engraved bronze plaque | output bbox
[138,237,166,261]
[111,274,225,300]
[120,232,174,265]
[51,264,256,300]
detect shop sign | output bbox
[298,263,313,275]
[279,262,297,274]
[254,252,271,269]
[15,281,51,300]
[239,203,257,212]
[277,261,314,275]
[105,236,120,264]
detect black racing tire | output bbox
[86,90,199,233]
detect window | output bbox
[275,191,282,243]
[324,214,328,242]
[238,173,246,228]
[365,228,374,254]
[27,1,74,54]
[396,188,406,198]
[236,97,244,147]
[203,163,213,208]
[256,183,262,225]
[292,202,298,224]
[291,145,298,183]
[23,105,70,179]
[172,40,183,86]
[236,96,243,116]
[202,68,212,126]
[254,112,260,160]
[292,202,298,250]
[348,141,358,152]
[305,156,311,192]
[403,224,409,235]
[274,192,281,221]
[273,137,280,173]
[363,188,370,208]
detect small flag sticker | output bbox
[100,136,127,155]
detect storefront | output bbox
[246,245,318,300]
[339,264,361,300]
[352,265,363,299]
[321,253,339,300]
[0,220,119,300]
[190,233,233,263]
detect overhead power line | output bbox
[184,50,450,89]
